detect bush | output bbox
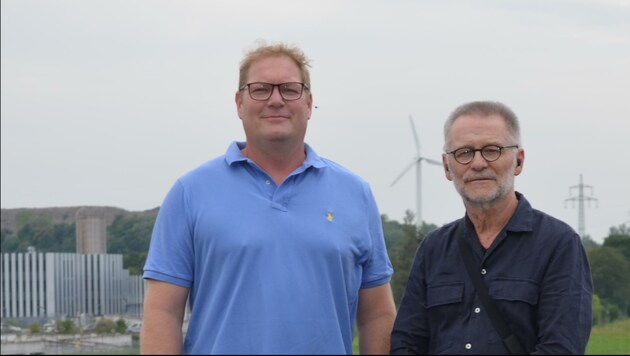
[30,323,41,334]
[94,318,115,334]
[608,304,621,322]
[593,294,603,325]
[56,319,78,334]
[115,318,127,334]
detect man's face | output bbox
[235,56,312,147]
[442,114,524,207]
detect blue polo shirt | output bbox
[144,141,393,355]
[391,192,593,355]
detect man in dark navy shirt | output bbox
[391,101,593,354]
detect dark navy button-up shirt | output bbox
[391,193,593,355]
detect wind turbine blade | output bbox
[422,157,442,166]
[409,115,421,156]
[391,158,418,187]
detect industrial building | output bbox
[0,250,145,323]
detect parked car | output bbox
[1,325,22,333]
[43,323,56,333]
[127,322,142,333]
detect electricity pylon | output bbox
[565,174,598,238]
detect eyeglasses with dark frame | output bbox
[239,82,309,101]
[446,144,519,165]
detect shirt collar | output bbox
[303,143,328,169]
[224,141,328,170]
[225,141,248,165]
[504,191,535,233]
[463,191,534,235]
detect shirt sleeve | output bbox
[143,179,195,288]
[533,226,593,354]
[360,183,394,288]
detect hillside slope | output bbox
[1,206,159,232]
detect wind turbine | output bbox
[391,115,442,228]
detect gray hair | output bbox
[443,101,521,150]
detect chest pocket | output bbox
[489,278,539,305]
[426,282,464,308]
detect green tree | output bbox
[384,214,417,306]
[123,252,147,275]
[609,224,630,236]
[108,215,155,254]
[382,214,405,251]
[2,216,75,253]
[14,224,36,251]
[592,294,603,325]
[385,210,438,306]
[52,223,76,252]
[15,211,46,232]
[581,235,600,251]
[108,214,155,274]
[607,303,621,322]
[588,246,630,315]
[1,228,19,252]
[603,226,630,261]
[115,318,127,334]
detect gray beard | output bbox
[456,178,514,209]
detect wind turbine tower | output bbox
[391,116,442,228]
[565,174,598,238]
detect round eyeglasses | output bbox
[446,144,519,165]
[239,82,309,101]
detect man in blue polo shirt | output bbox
[140,41,396,354]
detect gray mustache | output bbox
[463,174,496,182]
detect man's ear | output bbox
[235,91,243,119]
[443,154,453,181]
[514,150,525,176]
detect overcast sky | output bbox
[2,0,629,243]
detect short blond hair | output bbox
[238,40,312,90]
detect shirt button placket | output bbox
[472,268,485,353]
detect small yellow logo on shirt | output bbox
[327,211,334,222]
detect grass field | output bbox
[586,318,630,355]
[351,318,630,355]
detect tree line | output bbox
[2,209,629,324]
